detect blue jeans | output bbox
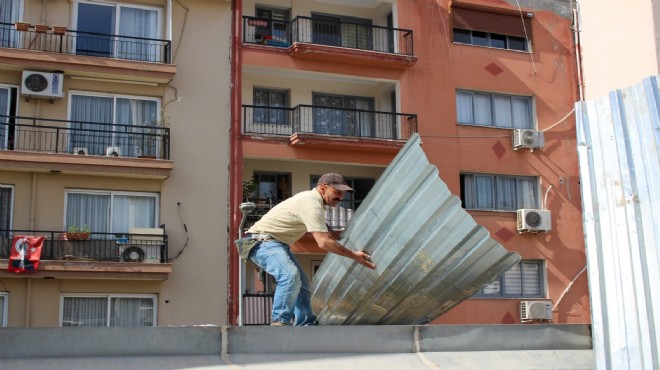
[248,239,317,326]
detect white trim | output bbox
[0,292,8,327]
[59,293,157,327]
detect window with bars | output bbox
[253,88,289,125]
[255,6,289,44]
[60,294,156,327]
[456,90,533,129]
[460,173,538,211]
[451,5,530,52]
[474,260,545,298]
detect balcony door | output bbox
[69,93,159,157]
[0,185,13,237]
[255,6,289,44]
[0,85,17,150]
[312,93,374,137]
[0,0,22,47]
[75,1,161,61]
[311,13,372,50]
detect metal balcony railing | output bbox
[242,293,274,325]
[242,16,414,56]
[0,22,172,63]
[0,115,170,159]
[242,105,418,140]
[0,230,169,263]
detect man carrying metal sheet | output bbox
[238,173,375,326]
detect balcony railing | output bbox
[243,16,414,56]
[0,115,170,159]
[0,230,168,263]
[0,22,172,63]
[243,105,418,140]
[243,293,274,325]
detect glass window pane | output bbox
[70,95,114,155]
[512,97,532,129]
[453,29,471,44]
[62,297,108,326]
[0,293,6,326]
[456,91,473,123]
[516,177,538,209]
[0,186,12,235]
[508,36,527,51]
[472,31,488,46]
[490,33,506,49]
[503,264,522,295]
[493,95,512,128]
[482,280,501,295]
[76,3,115,57]
[497,177,516,211]
[117,7,159,61]
[110,297,154,326]
[66,193,111,234]
[112,195,156,233]
[474,175,494,209]
[522,262,542,295]
[473,93,492,126]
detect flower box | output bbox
[65,232,90,241]
[51,26,67,35]
[14,22,30,32]
[34,24,48,33]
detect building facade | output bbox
[231,0,590,326]
[0,0,232,327]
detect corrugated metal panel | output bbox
[311,133,521,325]
[576,75,660,370]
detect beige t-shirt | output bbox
[247,188,328,245]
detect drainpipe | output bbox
[228,0,244,326]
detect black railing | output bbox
[243,105,417,140]
[243,293,274,325]
[0,230,169,263]
[242,16,414,56]
[0,22,172,63]
[0,115,170,159]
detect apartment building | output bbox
[0,0,232,327]
[231,0,590,325]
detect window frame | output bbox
[59,293,157,327]
[63,189,160,234]
[0,184,14,234]
[456,90,534,129]
[460,173,539,211]
[0,292,8,327]
[453,28,528,51]
[252,87,289,125]
[473,260,546,298]
[255,5,290,44]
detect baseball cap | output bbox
[317,173,354,192]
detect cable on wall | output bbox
[167,201,190,262]
[513,0,537,75]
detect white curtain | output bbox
[512,97,531,129]
[0,87,9,149]
[112,195,156,233]
[118,7,159,61]
[493,95,512,128]
[66,193,111,234]
[70,95,114,155]
[62,297,107,326]
[497,177,516,210]
[474,175,494,209]
[517,177,538,209]
[473,93,491,126]
[62,296,154,327]
[0,186,12,234]
[116,98,158,157]
[456,91,473,124]
[0,0,20,48]
[110,297,154,326]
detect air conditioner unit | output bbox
[105,146,121,157]
[73,147,88,155]
[517,209,551,233]
[513,129,544,151]
[21,71,64,99]
[520,300,552,321]
[125,227,164,263]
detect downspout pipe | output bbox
[228,0,243,326]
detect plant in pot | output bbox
[66,224,91,240]
[139,112,169,159]
[243,176,259,201]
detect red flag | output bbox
[8,236,45,273]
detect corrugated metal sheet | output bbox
[576,75,660,370]
[311,133,521,325]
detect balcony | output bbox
[242,105,418,141]
[242,16,416,68]
[0,115,173,178]
[0,22,176,83]
[0,230,171,279]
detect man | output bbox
[245,173,376,326]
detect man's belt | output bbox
[247,233,273,241]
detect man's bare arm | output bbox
[311,231,375,269]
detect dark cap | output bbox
[317,173,354,192]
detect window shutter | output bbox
[452,6,531,38]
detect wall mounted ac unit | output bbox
[127,227,164,263]
[119,245,146,263]
[517,209,551,233]
[73,147,88,155]
[21,71,64,99]
[105,146,121,157]
[520,300,552,321]
[513,129,544,151]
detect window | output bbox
[0,0,22,47]
[461,173,538,211]
[474,260,545,298]
[310,175,375,211]
[75,1,161,61]
[456,90,533,129]
[0,184,13,236]
[311,13,372,50]
[61,294,156,327]
[0,292,8,326]
[0,85,18,150]
[313,93,375,136]
[255,6,289,45]
[253,88,289,125]
[69,93,160,157]
[65,190,158,235]
[452,6,530,51]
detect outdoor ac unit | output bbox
[73,147,88,155]
[517,209,551,233]
[105,146,121,157]
[513,129,544,151]
[119,245,147,263]
[520,300,552,321]
[21,71,64,98]
[125,227,164,263]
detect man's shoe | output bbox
[270,321,289,326]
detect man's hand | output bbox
[352,251,376,269]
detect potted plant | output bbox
[243,177,259,201]
[66,224,91,240]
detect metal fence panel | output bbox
[311,133,520,325]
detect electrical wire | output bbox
[553,265,587,311]
[513,0,537,75]
[436,0,452,61]
[167,202,189,262]
[542,108,575,132]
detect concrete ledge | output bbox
[0,327,221,358]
